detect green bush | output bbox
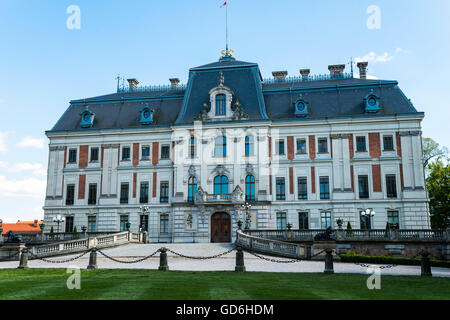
[346,222,352,230]
[340,252,450,268]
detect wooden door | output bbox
[211,212,231,243]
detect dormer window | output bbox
[364,93,380,113]
[80,107,94,128]
[140,106,154,125]
[294,98,309,117]
[216,94,226,115]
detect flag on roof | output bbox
[221,1,227,8]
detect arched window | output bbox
[245,135,254,156]
[214,175,229,195]
[188,176,197,202]
[215,136,227,157]
[215,94,226,115]
[245,175,255,201]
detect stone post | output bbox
[420,251,432,277]
[324,248,334,274]
[87,248,98,270]
[235,247,246,272]
[18,248,29,269]
[159,247,169,271]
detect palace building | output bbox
[43,50,429,243]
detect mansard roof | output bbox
[48,56,422,133]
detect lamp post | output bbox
[40,222,45,241]
[241,202,251,230]
[52,215,65,233]
[361,209,375,230]
[140,205,150,232]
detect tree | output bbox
[426,159,450,229]
[422,138,448,168]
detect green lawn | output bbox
[0,269,448,300]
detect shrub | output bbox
[340,252,450,268]
[346,222,352,230]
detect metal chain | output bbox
[166,247,235,260]
[309,249,327,259]
[332,249,397,269]
[244,250,301,263]
[29,249,92,264]
[97,249,160,264]
[0,251,20,262]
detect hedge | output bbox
[339,251,450,268]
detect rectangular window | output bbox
[276,212,287,230]
[189,137,196,158]
[66,184,75,205]
[160,214,169,233]
[68,149,77,163]
[160,182,169,203]
[65,216,74,233]
[276,140,285,155]
[360,211,372,230]
[383,135,394,151]
[296,138,307,154]
[356,136,366,152]
[297,177,308,200]
[141,146,150,160]
[90,147,99,162]
[140,215,149,232]
[161,145,170,159]
[319,177,330,199]
[387,210,399,228]
[358,175,369,199]
[276,178,285,200]
[386,175,397,198]
[215,136,227,157]
[140,182,149,204]
[120,215,129,232]
[88,183,97,205]
[120,183,129,204]
[245,136,254,156]
[88,216,96,232]
[122,147,131,161]
[298,212,309,230]
[320,212,332,229]
[318,138,328,153]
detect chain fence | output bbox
[165,247,235,260]
[332,249,398,269]
[0,251,20,262]
[97,249,161,264]
[28,249,92,264]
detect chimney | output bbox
[328,64,346,78]
[127,78,139,91]
[169,78,180,87]
[272,71,288,81]
[300,69,310,80]
[357,62,368,79]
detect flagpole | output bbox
[226,3,228,52]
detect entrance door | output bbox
[211,212,231,243]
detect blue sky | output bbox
[0,0,449,222]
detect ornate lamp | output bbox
[361,209,375,229]
[52,215,65,233]
[241,202,252,230]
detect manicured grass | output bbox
[0,269,448,300]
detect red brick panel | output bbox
[117,144,120,165]
[309,135,315,159]
[330,136,333,158]
[369,133,381,158]
[133,143,139,166]
[152,172,157,197]
[63,147,67,168]
[269,168,272,195]
[152,142,159,165]
[79,146,89,168]
[289,167,294,194]
[348,134,354,158]
[350,165,354,191]
[399,164,404,190]
[78,175,86,199]
[372,164,382,192]
[101,146,104,168]
[396,132,402,157]
[287,136,294,160]
[311,167,316,193]
[133,172,137,198]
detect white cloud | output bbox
[16,137,45,149]
[0,161,7,168]
[10,162,47,177]
[0,132,7,153]
[0,175,46,199]
[355,52,393,64]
